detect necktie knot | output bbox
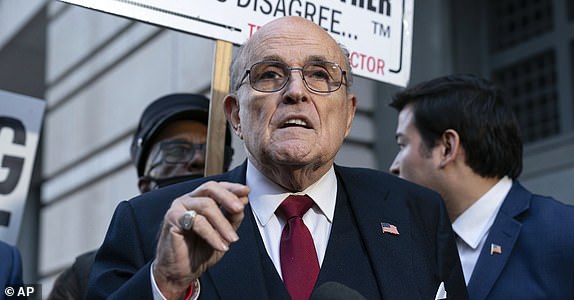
[277,195,314,220]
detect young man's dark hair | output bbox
[390,74,522,179]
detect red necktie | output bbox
[277,195,320,300]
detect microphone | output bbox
[310,281,367,300]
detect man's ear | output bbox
[224,94,242,139]
[438,129,461,168]
[344,94,357,138]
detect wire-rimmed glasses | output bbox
[238,60,347,93]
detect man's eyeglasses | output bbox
[238,60,347,93]
[148,140,206,169]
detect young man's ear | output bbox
[438,129,461,168]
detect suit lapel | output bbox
[335,166,418,299]
[205,162,289,299]
[467,182,531,300]
[316,179,380,298]
[207,203,286,299]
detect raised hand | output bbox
[152,181,250,298]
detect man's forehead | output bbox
[255,54,333,63]
[399,105,415,121]
[247,37,342,66]
[397,107,417,132]
[247,18,342,64]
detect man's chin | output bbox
[271,129,316,144]
[267,149,318,167]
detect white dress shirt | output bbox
[247,160,337,277]
[452,176,512,284]
[152,160,337,299]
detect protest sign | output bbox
[60,0,414,86]
[0,90,45,244]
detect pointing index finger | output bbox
[189,181,250,213]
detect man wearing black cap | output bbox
[132,93,233,192]
[48,93,233,300]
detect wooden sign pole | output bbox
[205,40,233,176]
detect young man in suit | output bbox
[389,74,574,299]
[87,16,467,300]
[48,93,233,299]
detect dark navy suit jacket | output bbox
[0,241,23,288]
[87,163,467,299]
[467,182,574,300]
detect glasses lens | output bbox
[303,61,343,92]
[247,61,344,93]
[159,141,205,164]
[249,61,289,92]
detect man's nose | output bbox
[282,69,308,103]
[186,149,205,170]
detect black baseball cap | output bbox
[130,93,233,177]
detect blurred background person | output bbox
[0,240,23,288]
[48,93,233,299]
[389,74,574,300]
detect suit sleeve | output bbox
[9,245,23,285]
[435,199,468,299]
[0,241,23,288]
[86,201,155,300]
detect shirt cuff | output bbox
[150,263,200,300]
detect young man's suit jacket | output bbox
[87,163,467,299]
[467,182,574,300]
[0,241,23,287]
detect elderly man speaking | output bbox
[87,16,467,300]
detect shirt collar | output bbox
[452,176,512,249]
[246,160,337,227]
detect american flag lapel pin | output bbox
[381,222,399,235]
[490,243,502,255]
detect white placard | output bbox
[0,90,45,245]
[59,0,413,87]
